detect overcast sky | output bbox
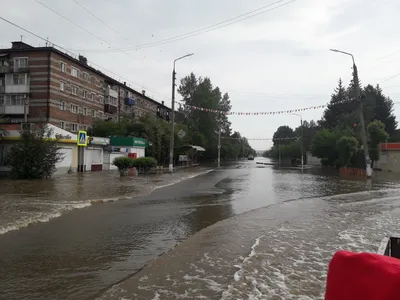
[2,0,400,150]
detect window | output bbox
[10,95,24,105]
[70,104,78,114]
[82,90,87,99]
[60,81,65,91]
[71,123,78,132]
[12,74,26,85]
[60,61,66,72]
[91,76,96,84]
[71,85,78,96]
[14,57,28,68]
[82,107,87,115]
[98,111,103,119]
[91,92,96,101]
[59,101,67,111]
[59,121,65,129]
[71,67,79,77]
[106,96,117,106]
[83,72,89,82]
[99,95,104,104]
[0,95,4,105]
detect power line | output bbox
[70,0,163,64]
[35,0,168,75]
[70,0,296,52]
[71,0,131,44]
[0,15,168,100]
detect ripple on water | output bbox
[98,193,400,300]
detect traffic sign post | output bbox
[77,130,87,147]
[77,131,87,172]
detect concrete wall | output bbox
[375,151,400,172]
[306,152,321,166]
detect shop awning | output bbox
[179,145,206,152]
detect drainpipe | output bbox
[46,50,51,123]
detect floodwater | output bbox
[1,159,400,300]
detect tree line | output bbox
[264,76,397,168]
[90,72,255,165]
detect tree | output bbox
[336,136,359,167]
[6,123,64,179]
[178,73,254,160]
[319,78,355,129]
[295,120,318,151]
[272,125,296,146]
[270,142,301,160]
[311,128,354,167]
[367,120,389,168]
[365,85,397,136]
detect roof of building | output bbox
[0,41,170,110]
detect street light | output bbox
[169,53,194,173]
[291,113,303,171]
[330,49,372,178]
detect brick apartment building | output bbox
[0,41,170,132]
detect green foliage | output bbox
[268,142,301,159]
[91,73,255,164]
[112,156,158,173]
[177,72,254,160]
[131,157,157,171]
[336,136,359,167]
[6,123,64,179]
[311,128,355,167]
[272,126,295,146]
[112,156,133,170]
[265,77,397,169]
[367,120,389,164]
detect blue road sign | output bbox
[77,130,87,146]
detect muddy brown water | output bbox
[1,159,400,300]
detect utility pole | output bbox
[278,139,281,168]
[330,49,372,178]
[300,119,304,171]
[168,53,194,173]
[354,63,372,177]
[24,95,28,123]
[292,113,303,171]
[217,126,221,167]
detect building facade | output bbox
[0,41,171,132]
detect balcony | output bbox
[124,97,135,106]
[106,87,118,98]
[13,66,29,73]
[5,84,30,94]
[104,104,118,114]
[0,66,10,74]
[0,105,27,115]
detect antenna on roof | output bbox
[20,35,23,42]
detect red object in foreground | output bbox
[325,250,400,300]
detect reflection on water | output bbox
[0,169,207,235]
[2,158,400,300]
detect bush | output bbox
[6,123,64,179]
[112,156,158,174]
[132,157,157,171]
[112,156,134,171]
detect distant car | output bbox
[248,156,254,160]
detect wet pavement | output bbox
[1,159,400,299]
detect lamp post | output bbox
[330,49,372,178]
[169,53,194,173]
[291,113,303,170]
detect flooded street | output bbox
[1,159,400,299]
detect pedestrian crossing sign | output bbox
[77,130,87,146]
